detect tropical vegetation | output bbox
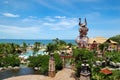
[0,37,120,79]
[0,43,21,67]
[109,34,120,44]
[28,53,63,75]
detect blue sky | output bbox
[0,0,120,39]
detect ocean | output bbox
[0,39,76,45]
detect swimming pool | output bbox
[19,49,47,59]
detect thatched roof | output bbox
[88,37,117,44]
[109,40,117,44]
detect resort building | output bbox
[88,37,118,51]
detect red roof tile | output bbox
[100,68,112,75]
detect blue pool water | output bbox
[20,50,46,59]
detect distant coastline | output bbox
[0,39,76,45]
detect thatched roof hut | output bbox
[88,37,117,44]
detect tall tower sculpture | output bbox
[48,54,55,77]
[76,18,89,48]
[76,18,91,80]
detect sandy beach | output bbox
[5,68,75,80]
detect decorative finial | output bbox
[85,18,87,25]
[79,18,81,26]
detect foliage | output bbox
[0,54,20,67]
[67,43,73,48]
[0,43,20,56]
[104,52,120,62]
[45,43,57,53]
[91,67,103,80]
[110,70,120,80]
[73,48,94,77]
[32,42,41,56]
[22,42,28,52]
[0,43,21,67]
[75,61,81,77]
[28,55,49,75]
[73,48,94,64]
[45,38,68,54]
[109,34,120,44]
[52,38,66,45]
[99,43,109,51]
[54,53,63,70]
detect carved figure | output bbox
[76,18,89,48]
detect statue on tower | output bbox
[75,18,91,80]
[76,18,89,48]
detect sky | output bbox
[0,0,120,39]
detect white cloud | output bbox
[0,25,40,35]
[44,16,56,22]
[2,13,20,17]
[42,17,78,30]
[55,16,66,19]
[1,15,120,39]
[22,16,78,30]
[28,16,37,19]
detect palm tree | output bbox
[53,38,59,44]
[32,42,41,56]
[22,42,28,52]
[34,42,41,49]
[45,43,57,55]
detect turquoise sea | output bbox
[0,39,76,45]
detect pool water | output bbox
[19,50,46,59]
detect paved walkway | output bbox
[5,68,75,80]
[53,68,75,80]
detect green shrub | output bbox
[28,55,49,75]
[105,52,120,62]
[54,53,63,70]
[0,54,20,67]
[73,48,94,77]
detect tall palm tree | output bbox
[45,43,57,55]
[32,42,41,56]
[34,42,41,49]
[22,42,28,52]
[53,38,59,44]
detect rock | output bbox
[115,63,120,68]
[3,67,7,70]
[0,67,3,71]
[34,67,39,70]
[96,61,102,66]
[8,66,13,69]
[13,66,20,69]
